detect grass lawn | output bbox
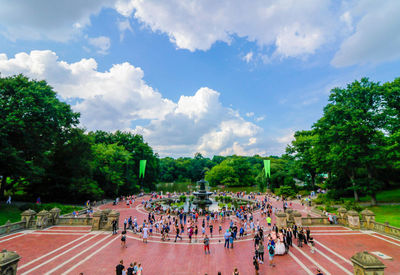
[0,205,22,225]
[367,205,400,228]
[345,188,400,203]
[0,203,84,226]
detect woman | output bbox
[121,231,127,248]
[142,226,148,243]
[253,256,260,275]
[275,238,286,255]
[258,242,264,263]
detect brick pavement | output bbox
[1,196,399,274]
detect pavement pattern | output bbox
[1,196,400,275]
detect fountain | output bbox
[193,177,213,211]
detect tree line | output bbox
[286,78,400,205]
[0,75,159,202]
[1,75,399,204]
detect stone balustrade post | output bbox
[347,210,360,229]
[0,250,21,275]
[360,209,375,229]
[49,208,61,225]
[91,211,102,230]
[351,251,386,275]
[337,207,347,225]
[106,210,120,231]
[293,211,302,227]
[36,210,50,229]
[20,209,36,229]
[275,211,287,229]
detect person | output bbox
[175,226,182,242]
[229,232,234,248]
[268,240,275,267]
[124,218,127,231]
[233,267,239,275]
[309,236,315,254]
[316,269,323,275]
[112,219,118,235]
[36,197,41,204]
[209,224,213,237]
[204,234,210,254]
[258,242,264,263]
[275,236,286,255]
[116,260,124,275]
[266,216,271,226]
[143,226,148,243]
[253,256,260,274]
[137,263,143,275]
[224,230,231,248]
[6,195,11,204]
[122,267,127,275]
[121,231,127,248]
[127,263,134,275]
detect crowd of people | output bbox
[112,192,320,275]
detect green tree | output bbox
[0,75,79,198]
[286,130,318,190]
[313,78,385,204]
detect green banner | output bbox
[139,160,147,178]
[263,160,271,178]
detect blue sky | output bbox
[1,0,400,157]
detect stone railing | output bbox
[0,221,25,235]
[363,220,400,238]
[58,216,93,226]
[301,216,330,226]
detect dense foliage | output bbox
[287,78,400,205]
[0,75,159,202]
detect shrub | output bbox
[179,195,187,202]
[343,201,363,212]
[276,185,296,198]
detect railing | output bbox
[302,216,330,225]
[58,217,93,226]
[0,221,25,235]
[363,220,400,237]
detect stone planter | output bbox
[351,251,385,275]
[0,250,21,275]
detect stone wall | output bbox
[0,221,25,235]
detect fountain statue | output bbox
[193,171,213,210]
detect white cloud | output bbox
[88,36,111,54]
[332,0,400,67]
[246,112,254,117]
[276,130,295,144]
[117,19,133,41]
[0,0,113,41]
[255,116,265,122]
[0,50,271,157]
[243,52,253,63]
[115,0,338,58]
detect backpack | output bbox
[269,245,274,255]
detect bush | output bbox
[313,194,328,205]
[276,185,296,198]
[179,195,187,202]
[18,203,83,215]
[343,200,363,212]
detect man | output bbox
[112,219,118,235]
[124,218,127,231]
[6,195,11,204]
[204,234,210,254]
[287,228,293,247]
[272,223,278,234]
[268,240,275,267]
[292,224,298,239]
[174,226,182,242]
[224,230,231,248]
[116,260,124,275]
[266,216,271,227]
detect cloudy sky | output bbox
[1,0,400,157]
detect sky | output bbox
[1,0,400,157]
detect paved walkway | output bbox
[1,196,399,274]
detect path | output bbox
[1,195,399,274]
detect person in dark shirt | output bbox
[116,260,124,275]
[127,263,134,275]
